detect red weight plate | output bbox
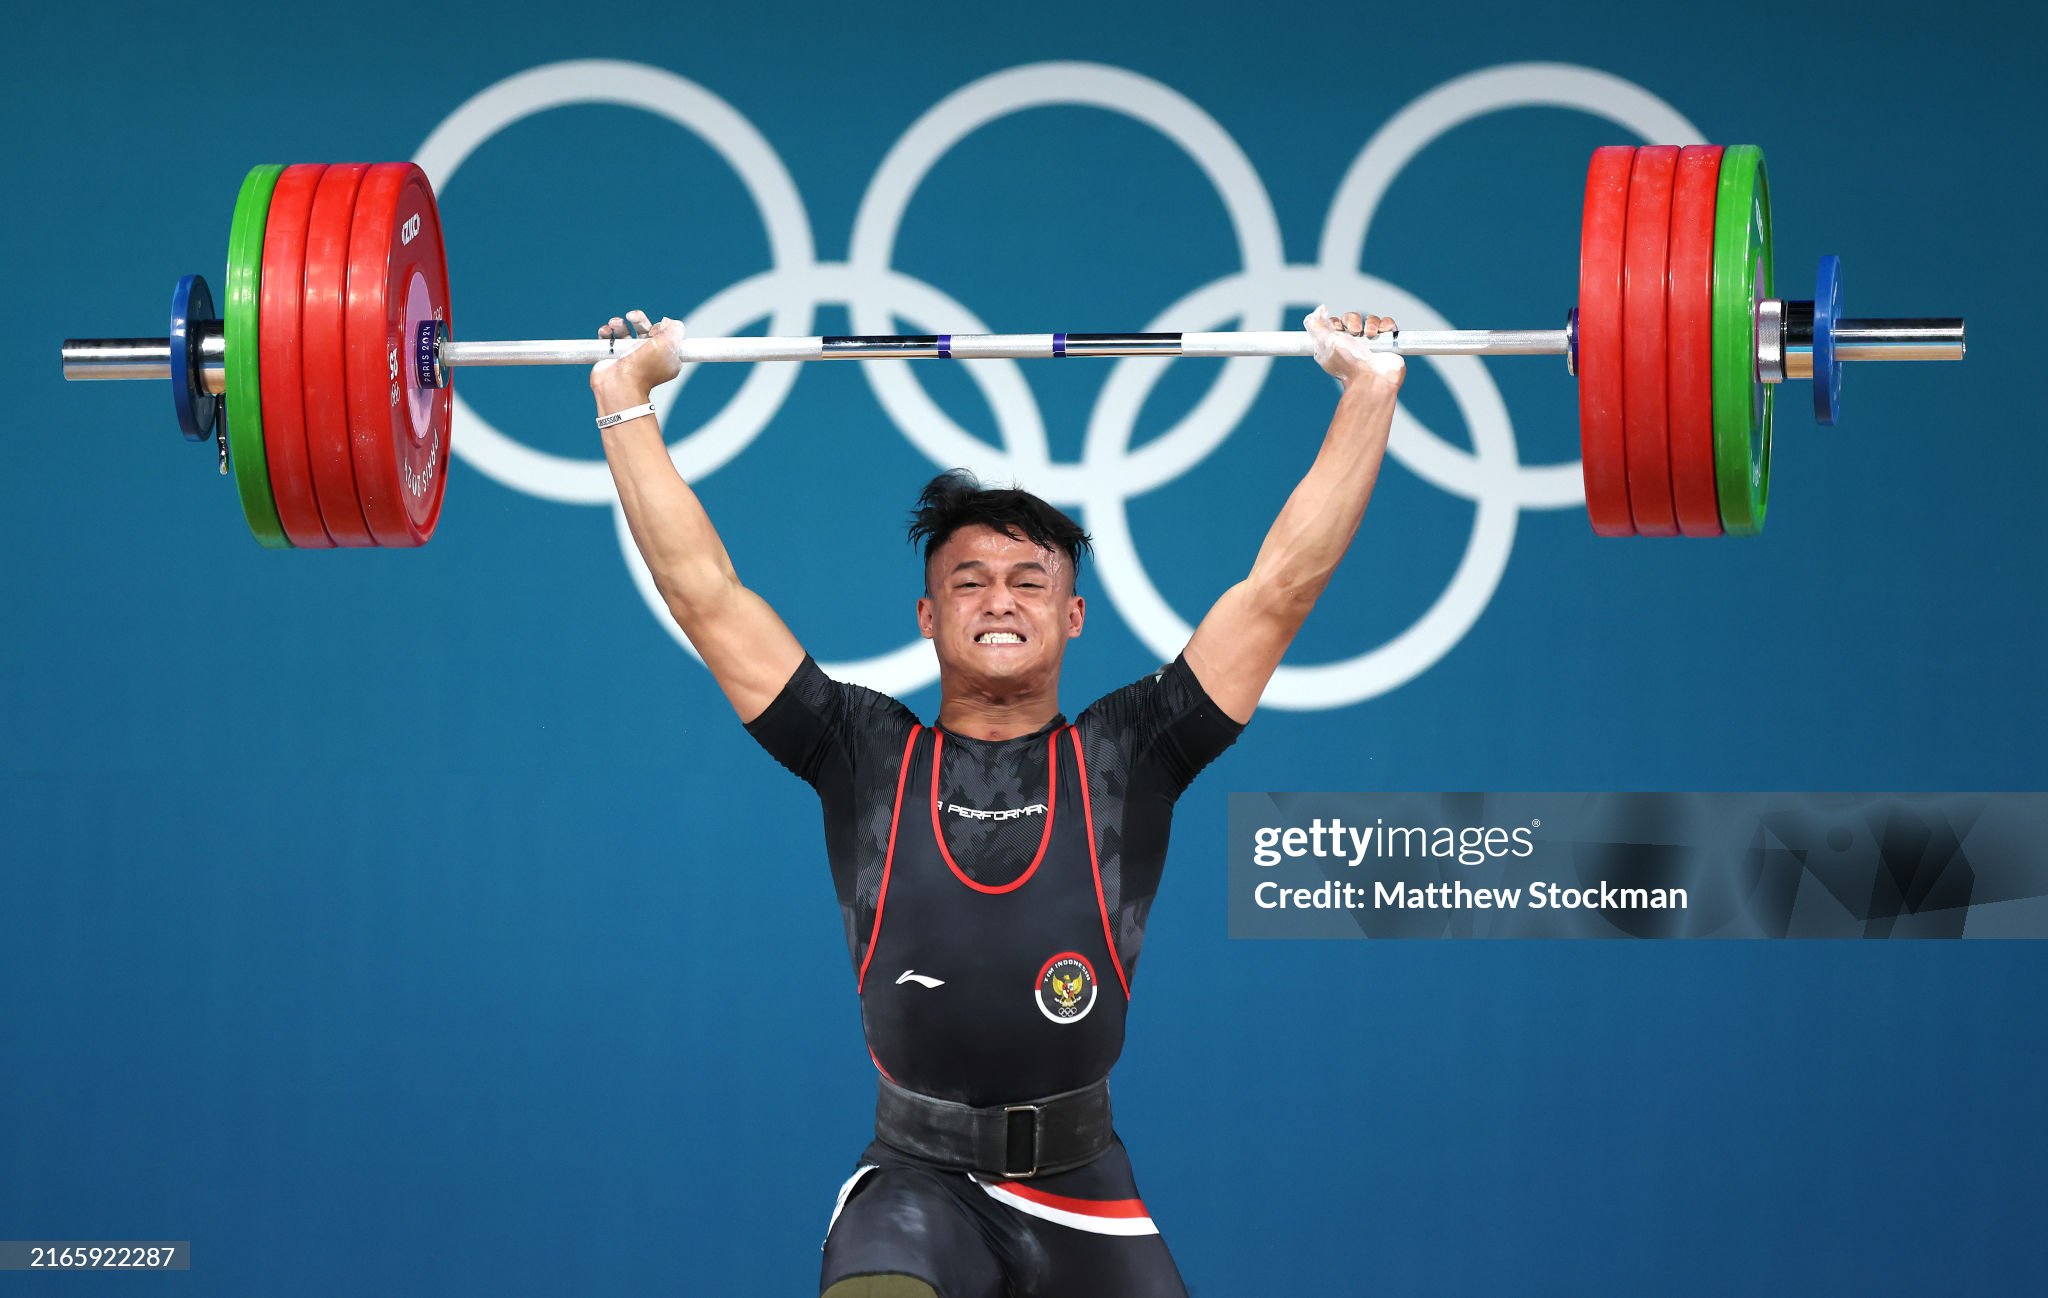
[1667,145,1724,537]
[1578,145,1635,537]
[343,162,451,547]
[302,163,376,546]
[259,163,333,548]
[1622,145,1679,537]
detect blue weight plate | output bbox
[1813,254,1843,425]
[170,273,220,442]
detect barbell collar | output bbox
[1755,300,1787,384]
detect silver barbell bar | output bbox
[58,311,1966,395]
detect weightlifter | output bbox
[590,304,1401,1298]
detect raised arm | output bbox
[1182,307,1404,724]
[591,310,805,722]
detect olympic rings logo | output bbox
[415,60,1700,709]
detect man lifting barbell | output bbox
[44,149,1971,1287]
[43,142,1973,1293]
[589,304,1398,1298]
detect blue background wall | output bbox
[5,1,2044,1293]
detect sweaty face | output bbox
[917,525,1083,689]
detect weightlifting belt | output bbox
[874,1075,1113,1178]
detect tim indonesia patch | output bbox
[1035,952,1097,1024]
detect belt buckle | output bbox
[1001,1103,1041,1178]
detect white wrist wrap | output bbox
[595,402,657,431]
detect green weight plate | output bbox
[1710,146,1773,535]
[225,164,289,549]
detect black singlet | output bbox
[745,653,1243,1105]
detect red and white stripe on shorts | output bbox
[975,1178,1159,1236]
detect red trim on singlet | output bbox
[867,1045,896,1083]
[928,729,1058,894]
[856,724,924,995]
[1068,727,1131,1000]
[985,1180,1151,1218]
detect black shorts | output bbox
[820,1137,1187,1298]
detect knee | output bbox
[822,1276,941,1298]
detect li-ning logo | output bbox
[400,212,421,245]
[419,60,1701,708]
[940,800,1047,822]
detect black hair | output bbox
[907,469,1092,591]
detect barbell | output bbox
[59,146,1964,547]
